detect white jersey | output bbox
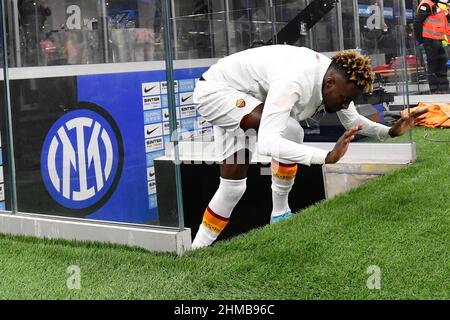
[201,45,391,165]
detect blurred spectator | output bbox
[413,0,449,94]
[18,0,51,66]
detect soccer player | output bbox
[191,45,427,249]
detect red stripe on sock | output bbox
[206,207,229,222]
[272,159,297,168]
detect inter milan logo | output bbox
[41,108,122,210]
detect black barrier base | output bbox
[155,160,326,241]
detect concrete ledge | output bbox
[320,144,416,199]
[323,163,407,175]
[0,212,191,255]
[323,162,409,199]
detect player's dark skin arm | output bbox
[220,103,428,180]
[390,107,429,136]
[220,103,361,179]
[219,64,429,180]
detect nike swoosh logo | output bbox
[200,120,207,125]
[144,85,157,93]
[149,172,156,177]
[181,95,192,103]
[147,127,159,136]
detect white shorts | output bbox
[194,79,304,161]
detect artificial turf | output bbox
[0,127,448,299]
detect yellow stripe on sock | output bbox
[202,207,229,234]
[271,160,298,180]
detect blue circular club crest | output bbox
[41,109,120,209]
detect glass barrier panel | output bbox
[4,0,184,230]
[164,0,421,244]
[2,0,439,240]
[169,1,413,145]
[6,0,167,67]
[107,0,165,62]
[0,0,13,213]
[5,0,447,99]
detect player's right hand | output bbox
[325,125,362,164]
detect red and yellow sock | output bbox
[192,177,246,249]
[202,207,230,234]
[271,160,298,216]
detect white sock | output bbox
[192,177,247,249]
[271,160,297,217]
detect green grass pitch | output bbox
[0,127,448,299]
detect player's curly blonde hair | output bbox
[331,50,375,93]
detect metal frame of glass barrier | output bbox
[0,0,191,255]
[1,0,17,213]
[162,0,185,230]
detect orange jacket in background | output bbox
[405,102,450,128]
[418,0,449,40]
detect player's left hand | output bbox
[388,107,429,137]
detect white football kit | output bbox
[193,45,391,165]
